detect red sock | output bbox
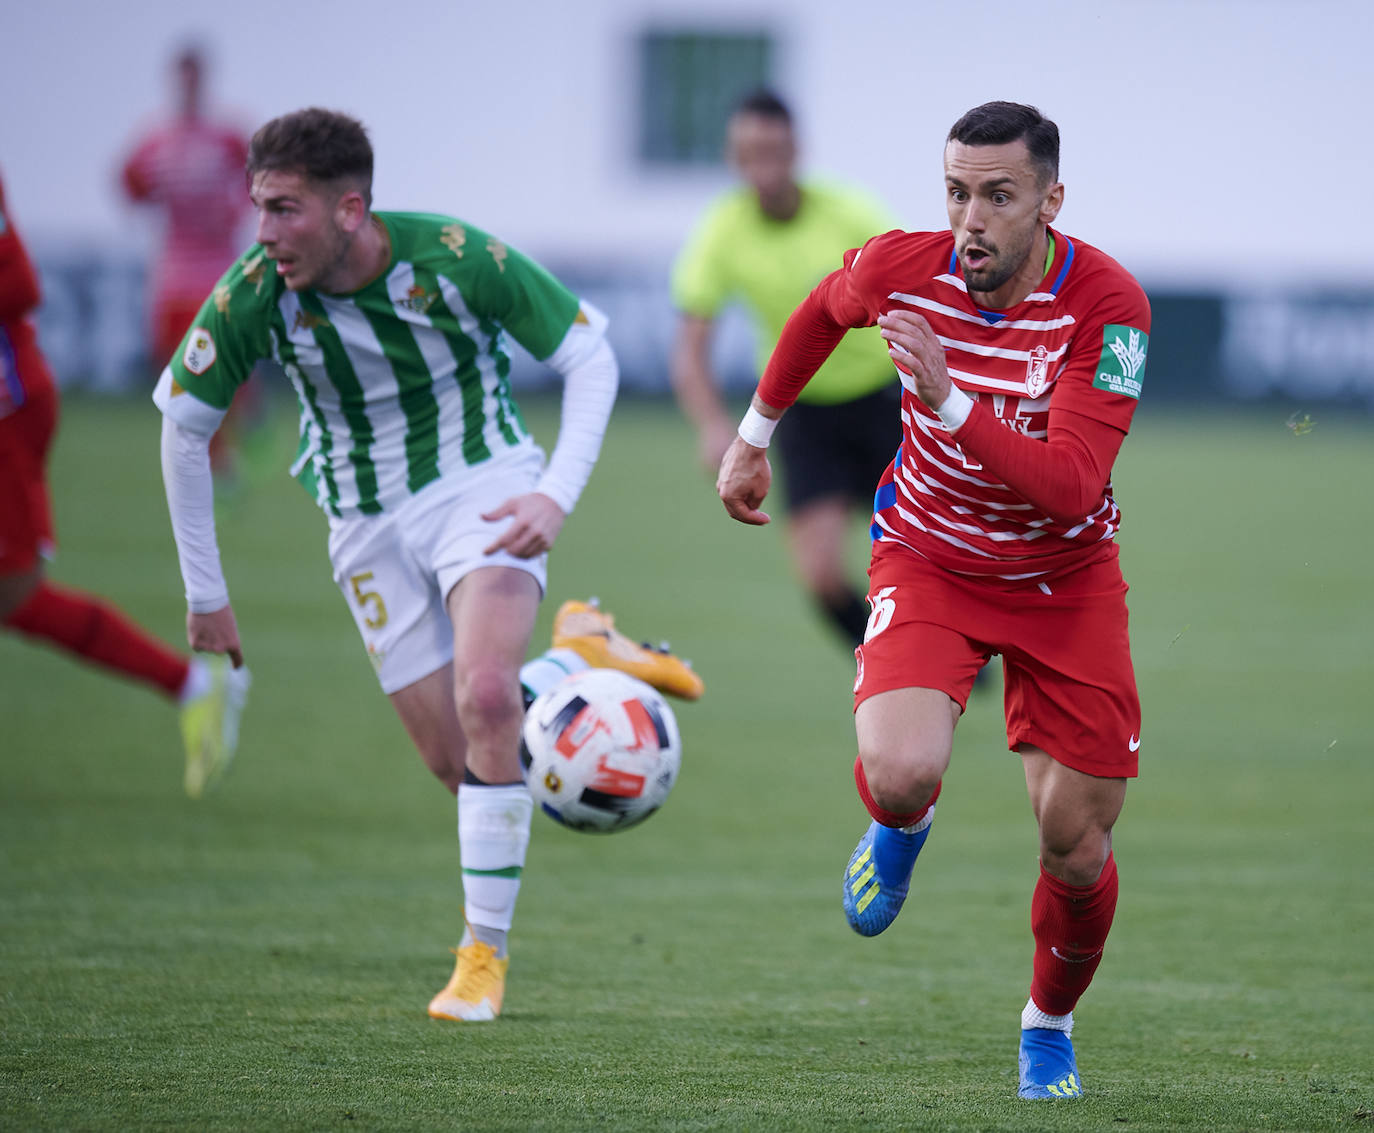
[1029,853,1119,1016]
[853,755,941,828]
[4,580,190,699]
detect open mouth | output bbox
[962,247,992,272]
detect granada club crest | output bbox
[1025,345,1050,398]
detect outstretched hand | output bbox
[187,604,245,669]
[716,436,772,526]
[482,491,566,557]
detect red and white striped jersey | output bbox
[121,118,251,304]
[813,226,1150,580]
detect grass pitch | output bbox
[2,393,1371,1131]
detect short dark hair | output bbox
[247,108,374,206]
[733,88,792,126]
[947,102,1059,185]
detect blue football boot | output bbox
[1018,1027,1083,1099]
[841,815,933,936]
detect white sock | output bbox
[457,782,533,958]
[178,657,212,705]
[899,805,935,835]
[519,647,588,702]
[1022,996,1074,1035]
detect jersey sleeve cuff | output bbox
[153,368,228,436]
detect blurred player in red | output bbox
[121,44,258,480]
[718,102,1150,1100]
[0,172,248,796]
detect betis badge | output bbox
[183,327,217,375]
[1093,325,1148,399]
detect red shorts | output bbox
[0,377,58,573]
[854,540,1141,778]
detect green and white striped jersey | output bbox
[156,212,583,517]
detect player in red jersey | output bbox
[0,172,249,797]
[121,44,258,479]
[718,102,1150,1100]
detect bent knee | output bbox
[858,745,943,814]
[454,664,524,730]
[1039,828,1114,886]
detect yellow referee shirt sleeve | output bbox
[670,197,735,318]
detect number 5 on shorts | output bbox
[350,571,389,629]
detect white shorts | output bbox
[327,449,548,694]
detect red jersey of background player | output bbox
[0,174,54,421]
[121,118,250,314]
[764,226,1150,582]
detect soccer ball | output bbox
[519,668,681,833]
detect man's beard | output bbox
[960,231,1036,299]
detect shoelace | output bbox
[452,944,501,999]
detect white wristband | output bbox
[737,405,779,449]
[934,385,975,431]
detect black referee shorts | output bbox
[774,382,902,514]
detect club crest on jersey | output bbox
[182,328,216,375]
[1093,325,1148,399]
[1025,345,1051,398]
[398,284,439,315]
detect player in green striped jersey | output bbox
[154,108,630,1022]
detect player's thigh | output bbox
[327,511,452,696]
[854,686,959,793]
[445,565,542,680]
[405,448,550,608]
[1002,560,1140,780]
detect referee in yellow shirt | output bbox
[671,89,900,647]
